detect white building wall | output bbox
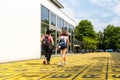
[0,0,41,63]
[0,0,74,63]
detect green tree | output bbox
[74,20,96,41]
[74,20,98,51]
[97,31,104,49]
[83,36,98,50]
[103,25,120,50]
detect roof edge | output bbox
[50,0,64,9]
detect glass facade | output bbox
[41,5,49,36]
[41,23,49,36]
[57,16,61,28]
[61,19,64,28]
[50,12,56,26]
[41,5,49,24]
[41,5,74,54]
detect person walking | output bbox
[57,30,70,65]
[41,30,54,64]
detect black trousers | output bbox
[44,44,52,62]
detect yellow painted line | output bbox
[75,74,105,80]
[0,73,21,79]
[108,74,120,80]
[5,72,51,80]
[41,72,80,80]
[0,52,120,80]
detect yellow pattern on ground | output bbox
[0,52,120,80]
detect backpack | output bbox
[42,35,50,46]
[58,38,67,49]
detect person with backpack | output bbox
[41,30,54,64]
[57,30,70,65]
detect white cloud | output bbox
[114,0,120,4]
[90,0,120,16]
[59,0,120,32]
[67,0,80,6]
[78,17,120,32]
[61,4,76,21]
[112,3,120,16]
[91,17,120,32]
[74,14,93,27]
[108,17,120,26]
[88,18,106,32]
[90,0,97,4]
[90,0,113,7]
[100,13,112,18]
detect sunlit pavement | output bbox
[0,52,120,80]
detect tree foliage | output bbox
[83,36,98,49]
[74,20,120,51]
[97,31,104,49]
[102,25,120,50]
[74,20,98,50]
[75,20,96,41]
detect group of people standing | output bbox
[41,30,70,65]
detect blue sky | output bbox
[58,0,120,32]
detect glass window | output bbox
[71,25,74,35]
[66,23,69,32]
[64,21,67,27]
[41,23,49,36]
[41,5,49,24]
[68,24,71,33]
[51,12,56,26]
[61,19,64,28]
[49,29,56,54]
[63,21,67,31]
[57,16,61,28]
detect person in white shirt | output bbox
[57,30,70,65]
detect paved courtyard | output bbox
[0,52,120,80]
